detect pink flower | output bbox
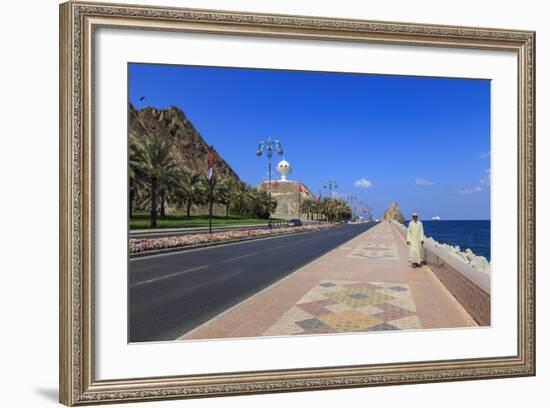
[129,224,334,253]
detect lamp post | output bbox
[256,136,283,228]
[346,194,357,218]
[323,180,338,199]
[317,189,322,222]
[323,180,338,223]
[207,146,215,234]
[297,181,302,222]
[366,205,374,222]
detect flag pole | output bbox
[209,187,213,234]
[298,181,301,222]
[318,189,321,222]
[207,146,214,234]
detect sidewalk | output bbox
[180,221,476,340]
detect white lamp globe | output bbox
[276,159,292,181]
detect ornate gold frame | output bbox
[59,1,536,405]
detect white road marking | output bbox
[220,252,258,263]
[265,244,287,251]
[131,265,209,288]
[129,228,339,261]
[176,227,376,340]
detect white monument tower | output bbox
[276,159,292,182]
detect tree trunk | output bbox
[208,195,214,233]
[160,191,165,219]
[129,189,133,219]
[226,204,229,218]
[186,200,192,218]
[150,177,158,228]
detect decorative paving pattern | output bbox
[347,241,399,260]
[367,233,394,240]
[364,227,394,241]
[263,280,422,336]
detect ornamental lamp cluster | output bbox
[256,136,284,228]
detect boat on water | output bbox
[431,216,441,221]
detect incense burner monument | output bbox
[256,159,313,220]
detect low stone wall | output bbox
[392,221,491,326]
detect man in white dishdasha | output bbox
[406,212,424,268]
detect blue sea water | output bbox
[410,220,491,261]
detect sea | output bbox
[412,220,491,261]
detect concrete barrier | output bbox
[392,221,491,326]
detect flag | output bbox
[207,151,214,181]
[298,182,303,193]
[315,193,321,203]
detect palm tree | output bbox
[176,170,207,217]
[331,199,352,222]
[158,175,180,220]
[231,182,247,218]
[216,178,239,218]
[129,135,147,219]
[301,198,314,220]
[311,200,320,221]
[132,134,180,227]
[230,182,254,219]
[317,197,352,223]
[319,197,331,222]
[245,188,275,219]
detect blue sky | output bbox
[129,63,491,220]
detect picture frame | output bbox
[59,1,536,405]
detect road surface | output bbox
[129,223,376,342]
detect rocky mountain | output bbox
[382,202,406,224]
[129,104,239,181]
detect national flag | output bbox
[207,151,214,181]
[298,182,303,193]
[315,193,321,203]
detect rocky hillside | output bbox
[382,202,406,224]
[129,104,239,181]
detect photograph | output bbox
[127,63,492,343]
[1,0,544,403]
[57,1,536,404]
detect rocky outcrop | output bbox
[129,104,239,181]
[382,202,406,224]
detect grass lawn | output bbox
[130,211,282,230]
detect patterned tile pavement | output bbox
[263,280,422,336]
[347,240,399,260]
[183,222,477,341]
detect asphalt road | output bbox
[129,222,377,342]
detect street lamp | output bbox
[322,180,338,223]
[346,194,357,218]
[256,136,283,228]
[323,180,338,199]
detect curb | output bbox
[178,222,378,339]
[129,226,340,259]
[129,222,293,238]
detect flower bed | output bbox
[129,224,335,254]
